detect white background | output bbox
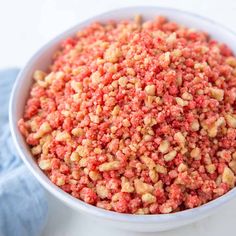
[1,0,236,235]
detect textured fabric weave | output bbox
[0,69,48,236]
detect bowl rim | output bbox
[9,5,236,223]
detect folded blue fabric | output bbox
[0,69,48,236]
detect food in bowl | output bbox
[18,15,236,214]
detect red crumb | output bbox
[19,15,236,214]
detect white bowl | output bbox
[9,6,236,232]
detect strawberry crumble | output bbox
[18,15,236,214]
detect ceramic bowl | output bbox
[9,6,236,232]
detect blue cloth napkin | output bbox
[0,69,48,236]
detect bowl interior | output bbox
[9,6,236,226]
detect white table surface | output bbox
[1,0,236,235]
